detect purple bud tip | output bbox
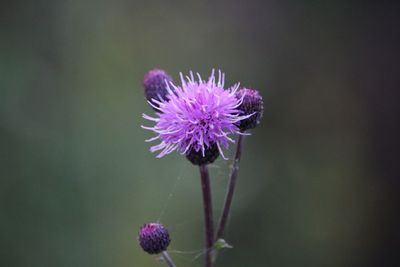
[138,223,171,254]
[143,69,173,110]
[236,88,264,131]
[186,143,220,165]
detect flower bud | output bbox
[143,69,173,109]
[236,88,263,131]
[138,223,171,254]
[186,143,220,165]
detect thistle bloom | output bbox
[138,223,171,254]
[142,70,250,160]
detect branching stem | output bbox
[216,134,245,240]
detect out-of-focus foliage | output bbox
[1,1,399,266]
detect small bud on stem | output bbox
[143,69,173,110]
[236,88,263,131]
[138,223,171,254]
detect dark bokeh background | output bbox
[1,1,399,267]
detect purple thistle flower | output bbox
[142,70,251,160]
[138,223,171,254]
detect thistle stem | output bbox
[161,251,176,267]
[216,134,245,240]
[199,164,214,267]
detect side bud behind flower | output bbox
[235,88,264,131]
[186,143,220,165]
[143,69,173,110]
[138,223,171,254]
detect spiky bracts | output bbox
[143,69,173,110]
[138,223,171,254]
[235,88,264,131]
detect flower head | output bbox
[235,88,263,131]
[142,70,250,160]
[143,69,173,110]
[138,223,171,254]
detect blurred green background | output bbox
[1,1,399,267]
